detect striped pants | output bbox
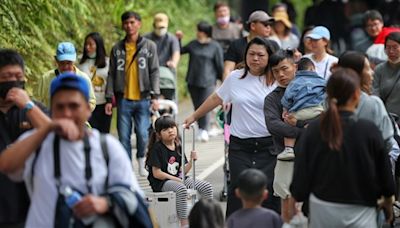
[161,177,213,219]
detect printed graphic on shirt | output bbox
[167,156,179,175]
[90,66,105,93]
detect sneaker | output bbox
[138,157,148,177]
[208,127,223,137]
[199,129,209,142]
[277,147,295,161]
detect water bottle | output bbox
[63,186,97,225]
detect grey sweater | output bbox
[373,62,400,116]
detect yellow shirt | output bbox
[124,42,141,100]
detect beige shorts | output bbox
[292,105,324,121]
[273,160,294,199]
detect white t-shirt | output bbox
[217,69,277,138]
[304,54,338,80]
[77,57,110,105]
[18,129,140,228]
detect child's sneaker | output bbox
[277,147,295,161]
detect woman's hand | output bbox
[183,115,196,129]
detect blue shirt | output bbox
[281,70,326,112]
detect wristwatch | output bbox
[23,101,35,112]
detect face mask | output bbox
[217,16,230,26]
[0,81,25,99]
[155,27,168,37]
[88,52,96,59]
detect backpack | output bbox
[31,133,154,228]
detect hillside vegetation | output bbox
[0,0,214,96]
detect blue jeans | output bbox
[117,98,151,160]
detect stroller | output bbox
[159,66,177,102]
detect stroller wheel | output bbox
[219,190,228,202]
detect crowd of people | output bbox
[1,1,400,228]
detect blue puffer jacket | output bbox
[281,70,326,113]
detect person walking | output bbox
[105,11,160,176]
[184,37,279,217]
[181,21,224,142]
[291,68,395,227]
[78,32,111,133]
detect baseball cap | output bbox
[50,72,89,101]
[273,11,292,29]
[154,13,169,28]
[56,42,77,62]
[247,10,275,24]
[306,26,331,40]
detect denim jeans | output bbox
[117,98,151,160]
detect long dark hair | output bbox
[80,32,107,68]
[146,116,180,164]
[320,68,360,151]
[338,51,371,94]
[240,37,275,85]
[189,199,224,228]
[298,25,314,55]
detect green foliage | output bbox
[0,0,214,98]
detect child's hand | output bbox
[190,151,198,161]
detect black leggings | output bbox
[226,135,281,217]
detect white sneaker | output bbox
[138,157,148,177]
[208,127,223,137]
[201,129,209,142]
[277,147,295,161]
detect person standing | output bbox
[184,37,279,217]
[212,2,242,54]
[36,42,96,110]
[105,11,160,176]
[0,49,50,228]
[145,13,180,75]
[78,32,111,133]
[373,32,400,118]
[181,21,224,142]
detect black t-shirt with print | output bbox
[147,141,187,192]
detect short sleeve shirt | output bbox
[227,208,283,228]
[212,23,242,53]
[147,141,187,192]
[224,37,248,63]
[303,54,338,80]
[145,32,180,67]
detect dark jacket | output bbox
[264,87,304,154]
[106,36,160,101]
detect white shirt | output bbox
[304,54,338,80]
[18,129,140,228]
[217,69,277,138]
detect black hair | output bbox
[213,1,229,12]
[363,10,383,27]
[146,115,180,166]
[338,51,371,94]
[321,68,360,151]
[297,57,315,71]
[385,32,400,47]
[189,199,224,228]
[0,49,24,71]
[241,37,274,78]
[237,169,267,202]
[269,49,295,68]
[121,11,141,22]
[271,2,287,13]
[79,32,107,68]
[197,21,212,38]
[298,25,315,54]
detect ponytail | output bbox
[320,98,342,151]
[320,68,360,152]
[146,129,159,167]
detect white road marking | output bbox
[197,156,225,180]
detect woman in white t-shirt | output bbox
[303,26,338,80]
[184,37,279,217]
[78,32,111,133]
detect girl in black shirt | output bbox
[146,116,213,227]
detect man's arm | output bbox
[105,48,116,115]
[167,36,181,69]
[264,93,301,138]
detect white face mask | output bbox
[155,27,168,37]
[217,16,230,26]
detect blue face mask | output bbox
[0,81,25,99]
